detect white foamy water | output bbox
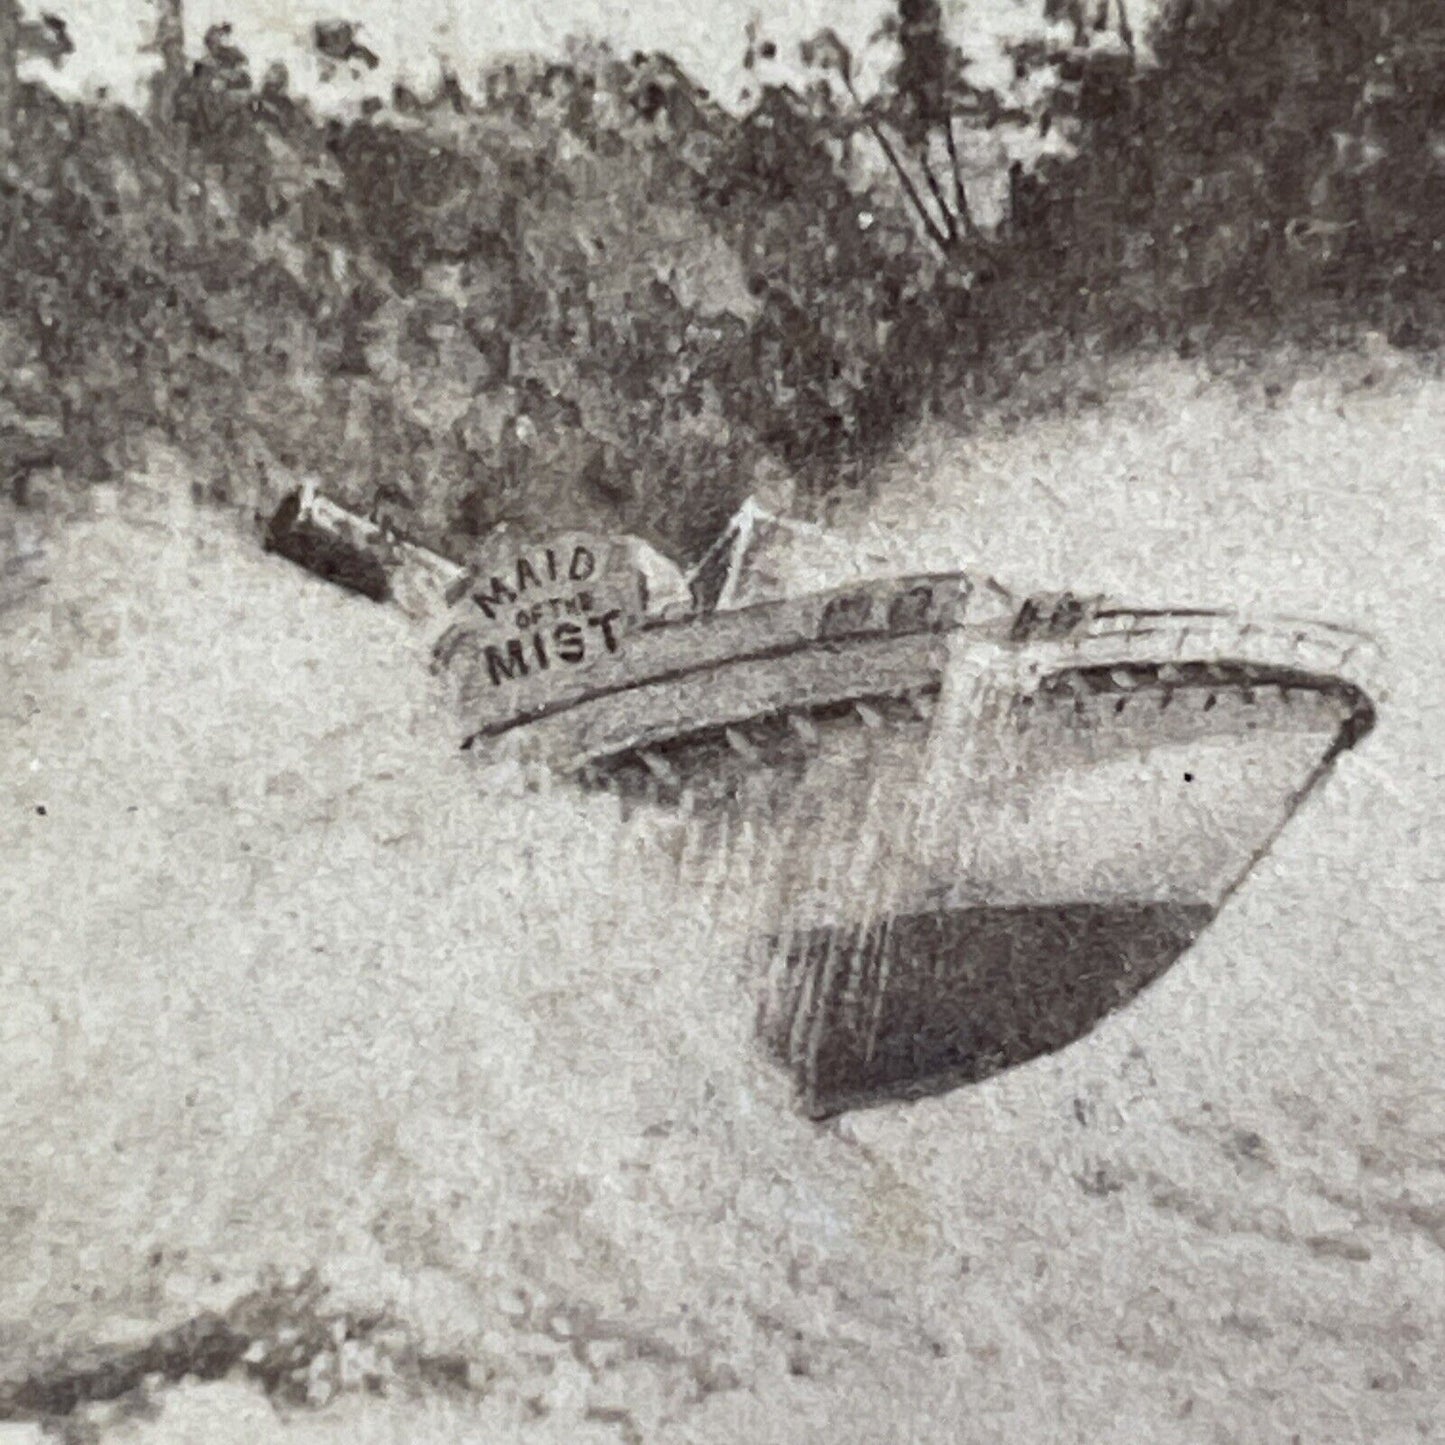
[2,347,1443,1441]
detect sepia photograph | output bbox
[1,0,1441,1439]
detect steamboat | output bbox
[268,488,1380,1117]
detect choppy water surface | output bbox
[2,351,1443,1442]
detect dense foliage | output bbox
[998,0,1445,353]
[0,0,1440,561]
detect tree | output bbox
[1046,0,1134,53]
[893,0,972,238]
[149,0,186,130]
[0,0,72,163]
[0,0,16,163]
[800,0,1137,268]
[1130,0,1445,317]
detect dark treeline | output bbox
[1008,0,1445,353]
[1,0,1441,561]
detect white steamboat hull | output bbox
[445,580,1378,1116]
[736,632,1372,1114]
[259,492,1381,1114]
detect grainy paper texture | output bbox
[2,1,1442,1440]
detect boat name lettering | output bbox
[484,611,622,687]
[512,592,593,629]
[471,545,596,620]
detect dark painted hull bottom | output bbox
[758,902,1215,1118]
